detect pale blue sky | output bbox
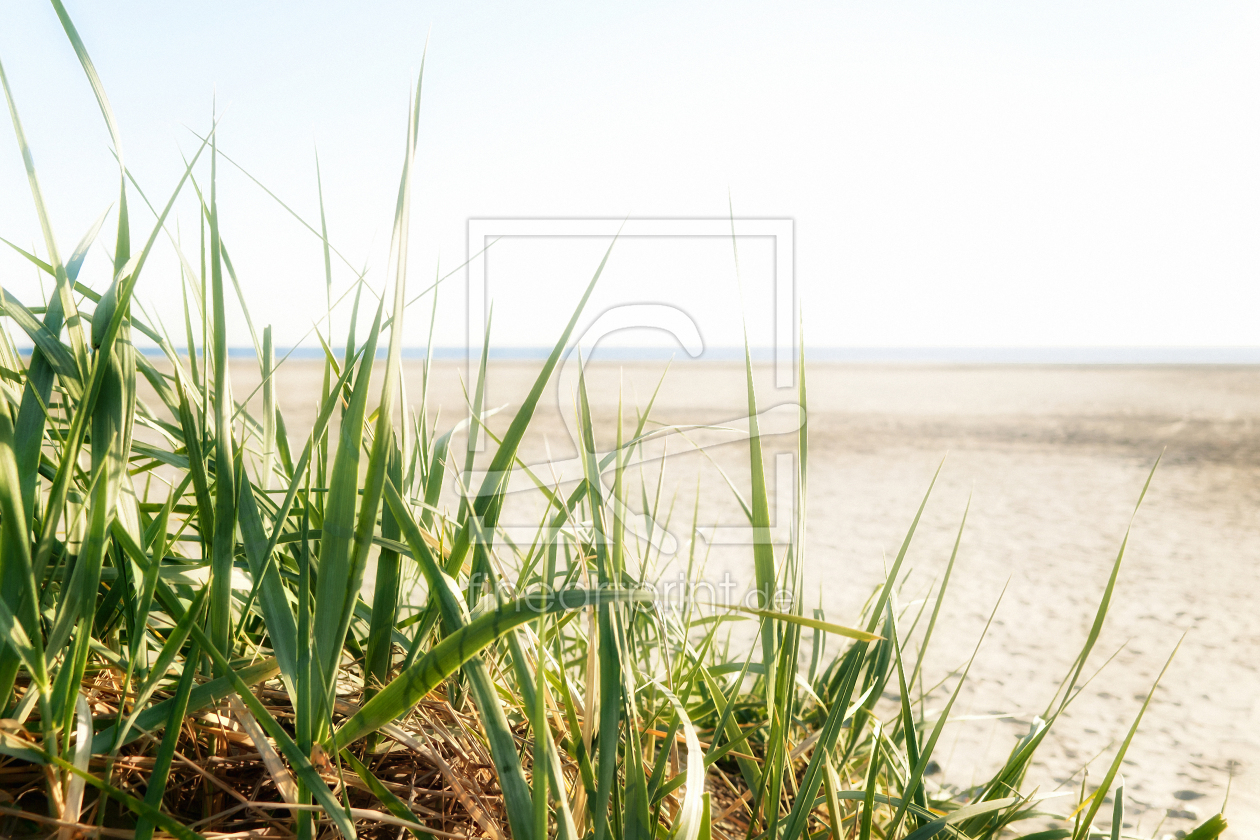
[1,2,1257,349]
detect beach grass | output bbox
[0,6,1231,839]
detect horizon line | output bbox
[29,345,1260,364]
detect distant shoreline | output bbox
[48,345,1260,364]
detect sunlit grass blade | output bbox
[0,53,89,376]
[262,326,276,488]
[889,587,1008,835]
[1053,454,1162,715]
[1071,638,1181,839]
[0,292,81,393]
[445,235,618,573]
[723,605,880,642]
[901,796,1020,840]
[505,626,580,840]
[656,682,707,840]
[908,495,968,691]
[66,206,112,283]
[1184,814,1229,840]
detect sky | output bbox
[1,1,1258,351]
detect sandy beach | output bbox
[213,358,1259,833]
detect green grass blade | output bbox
[0,52,89,375]
[887,608,924,834]
[66,206,112,282]
[49,0,125,164]
[0,291,82,391]
[1054,455,1162,715]
[902,796,1021,840]
[177,598,357,839]
[47,0,133,347]
[235,465,299,695]
[367,446,404,698]
[821,752,844,840]
[656,682,707,840]
[504,627,579,840]
[262,326,276,489]
[296,479,315,840]
[339,60,419,707]
[445,236,618,574]
[576,361,621,840]
[1183,814,1229,840]
[329,587,649,751]
[908,495,969,691]
[695,661,761,792]
[779,463,943,840]
[312,300,381,718]
[723,605,880,642]
[133,641,200,840]
[532,633,551,840]
[171,366,215,538]
[31,122,215,607]
[207,118,237,663]
[858,721,882,840]
[892,586,1009,835]
[741,335,777,629]
[0,398,47,694]
[1072,638,1182,839]
[384,478,538,840]
[1109,778,1123,840]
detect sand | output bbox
[218,358,1259,833]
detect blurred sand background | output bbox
[216,358,1259,834]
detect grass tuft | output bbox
[0,8,1228,840]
